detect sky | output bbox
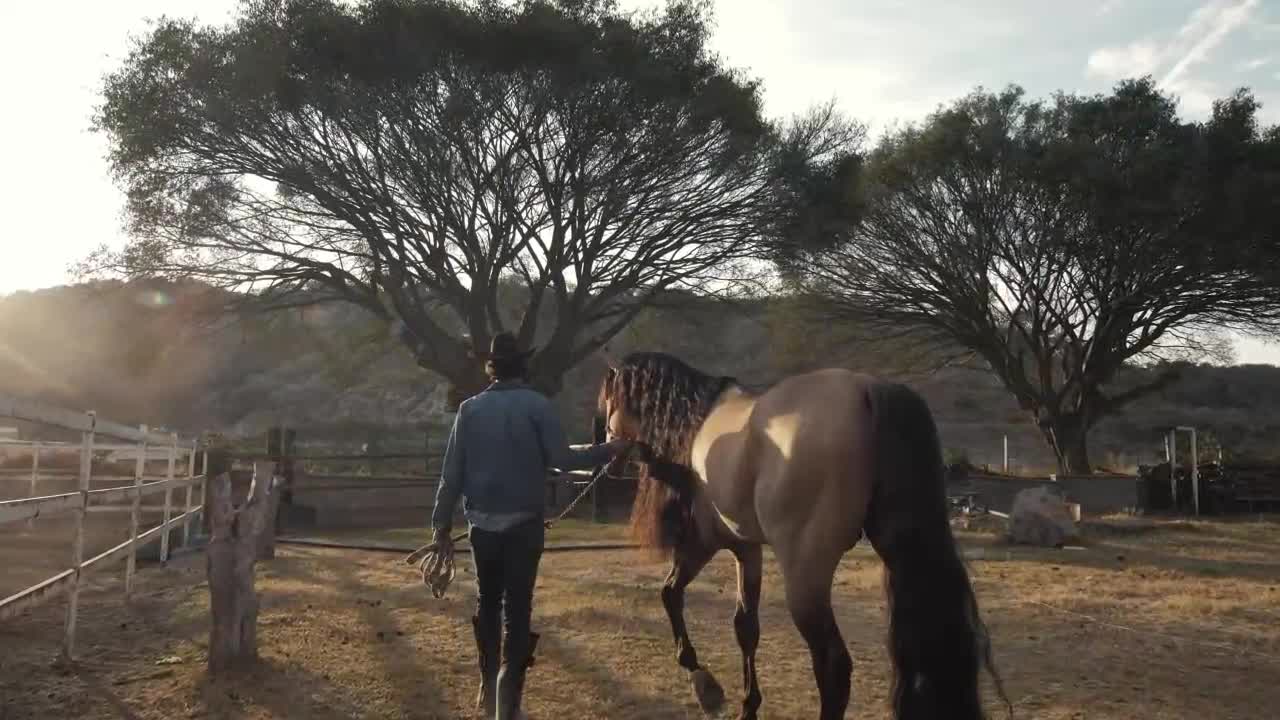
[0,0,1277,364]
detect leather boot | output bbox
[495,632,538,720]
[472,614,501,718]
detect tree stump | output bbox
[207,461,276,673]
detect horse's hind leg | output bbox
[662,539,725,714]
[730,543,764,720]
[780,550,852,720]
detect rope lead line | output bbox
[404,466,614,598]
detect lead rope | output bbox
[404,465,616,598]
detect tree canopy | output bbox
[88,0,860,401]
[782,78,1280,473]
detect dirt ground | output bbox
[2,517,1279,720]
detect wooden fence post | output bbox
[275,427,296,534]
[199,449,210,537]
[258,428,287,560]
[26,441,41,530]
[207,461,275,673]
[63,411,95,661]
[591,415,606,522]
[183,439,197,547]
[203,447,228,536]
[125,425,147,599]
[160,433,177,565]
[1190,428,1200,517]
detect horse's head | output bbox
[596,367,638,444]
[594,366,638,479]
[595,352,733,461]
[595,353,736,554]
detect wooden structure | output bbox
[232,426,640,531]
[1141,460,1280,514]
[0,394,205,660]
[235,422,634,530]
[1226,462,1280,511]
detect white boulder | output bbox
[1007,486,1078,547]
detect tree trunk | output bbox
[444,365,491,411]
[207,462,276,673]
[1041,414,1093,476]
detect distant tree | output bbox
[85,0,859,404]
[781,79,1280,474]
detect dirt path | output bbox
[2,521,1279,719]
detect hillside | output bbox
[1,281,1277,469]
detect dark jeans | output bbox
[470,517,546,669]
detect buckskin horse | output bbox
[596,352,1008,720]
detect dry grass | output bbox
[2,517,1278,720]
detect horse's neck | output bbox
[690,385,756,471]
[703,383,754,431]
[688,384,764,544]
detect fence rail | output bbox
[0,395,180,446]
[0,475,203,526]
[0,392,207,660]
[0,505,202,622]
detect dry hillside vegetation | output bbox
[3,282,1279,469]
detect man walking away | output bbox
[429,332,631,719]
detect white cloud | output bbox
[1167,80,1218,117]
[1096,0,1124,16]
[1161,0,1260,87]
[1236,56,1272,71]
[1085,0,1261,103]
[1086,40,1161,80]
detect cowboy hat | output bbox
[477,331,536,361]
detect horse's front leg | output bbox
[730,543,763,720]
[662,540,724,714]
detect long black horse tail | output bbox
[862,381,1011,720]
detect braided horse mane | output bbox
[598,352,737,555]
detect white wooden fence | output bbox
[0,393,207,660]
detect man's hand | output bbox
[423,527,457,598]
[432,527,454,553]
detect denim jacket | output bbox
[430,381,614,531]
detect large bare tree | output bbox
[782,80,1280,473]
[87,0,860,402]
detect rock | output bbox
[1007,487,1078,547]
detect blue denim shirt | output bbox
[430,381,614,531]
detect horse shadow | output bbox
[532,628,692,719]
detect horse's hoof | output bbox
[690,669,725,714]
